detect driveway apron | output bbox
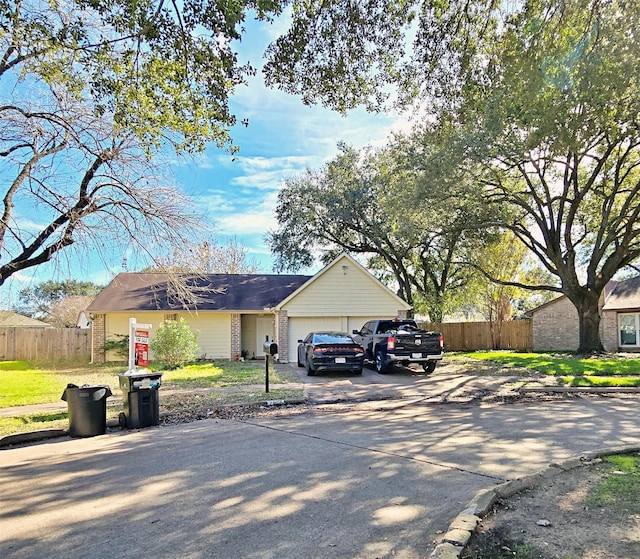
[1,391,639,559]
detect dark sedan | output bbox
[297,332,365,375]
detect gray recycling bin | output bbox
[118,371,163,429]
[61,384,112,438]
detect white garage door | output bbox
[288,317,342,363]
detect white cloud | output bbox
[218,211,277,236]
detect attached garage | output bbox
[277,255,411,363]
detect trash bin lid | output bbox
[118,370,163,380]
[62,384,112,401]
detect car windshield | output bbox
[312,333,353,344]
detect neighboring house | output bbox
[76,311,92,329]
[87,253,411,363]
[528,277,640,352]
[0,311,52,328]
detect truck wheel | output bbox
[423,362,437,374]
[375,351,388,374]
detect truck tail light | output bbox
[439,334,444,349]
[387,336,396,350]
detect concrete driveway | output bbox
[2,377,639,559]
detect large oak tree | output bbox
[268,141,497,321]
[0,0,286,287]
[265,0,640,352]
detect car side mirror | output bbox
[352,330,359,335]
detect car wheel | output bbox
[423,362,437,374]
[297,353,303,367]
[375,351,388,374]
[305,356,315,376]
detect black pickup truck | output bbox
[351,319,444,374]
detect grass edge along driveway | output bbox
[0,360,303,438]
[455,350,640,387]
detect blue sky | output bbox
[2,14,410,306]
[176,15,409,273]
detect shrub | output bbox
[150,318,199,369]
[101,334,129,359]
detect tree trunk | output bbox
[573,291,604,354]
[429,290,445,323]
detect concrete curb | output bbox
[428,445,640,559]
[521,386,640,394]
[0,397,309,448]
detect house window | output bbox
[619,313,639,347]
[164,313,177,322]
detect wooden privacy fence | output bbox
[0,327,91,362]
[419,320,533,352]
[0,320,532,362]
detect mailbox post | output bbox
[263,337,278,393]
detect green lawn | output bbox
[0,360,303,438]
[456,351,640,387]
[0,361,126,407]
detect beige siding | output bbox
[186,313,232,359]
[103,311,232,361]
[283,261,403,317]
[241,315,257,359]
[104,312,164,361]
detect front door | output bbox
[256,316,274,357]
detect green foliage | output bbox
[268,140,502,320]
[264,0,499,112]
[0,0,288,287]
[101,334,130,359]
[447,0,640,350]
[15,280,103,319]
[150,318,199,369]
[266,0,640,350]
[2,0,288,153]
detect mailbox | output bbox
[263,340,278,356]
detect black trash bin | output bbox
[61,384,112,438]
[118,371,163,429]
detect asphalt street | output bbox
[1,385,640,559]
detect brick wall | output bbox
[532,297,579,351]
[231,313,241,360]
[601,310,618,352]
[275,310,288,363]
[92,313,106,363]
[532,293,617,351]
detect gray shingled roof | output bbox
[602,276,640,311]
[86,273,313,312]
